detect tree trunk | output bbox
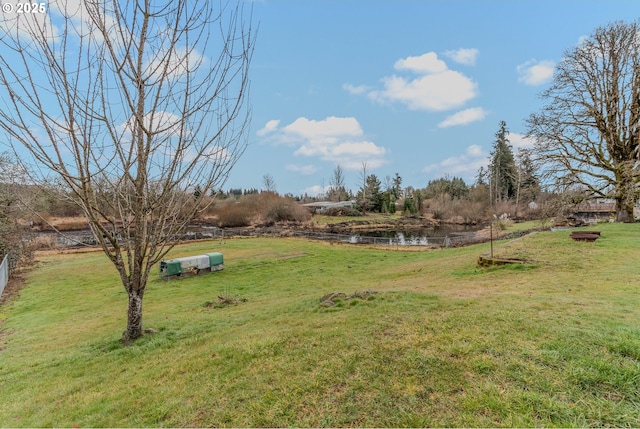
[123,289,144,343]
[615,171,636,222]
[615,199,635,222]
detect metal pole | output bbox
[490,220,494,258]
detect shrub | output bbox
[452,201,486,224]
[263,197,311,223]
[402,198,418,215]
[425,198,452,220]
[496,213,513,230]
[28,234,59,251]
[324,207,362,217]
[216,203,252,227]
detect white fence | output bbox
[0,255,8,299]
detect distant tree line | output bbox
[278,20,640,223]
[203,120,544,223]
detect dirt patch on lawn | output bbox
[320,290,379,307]
[0,272,29,352]
[0,272,27,307]
[204,296,248,309]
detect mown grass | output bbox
[1,224,640,427]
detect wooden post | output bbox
[490,220,494,258]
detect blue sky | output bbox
[2,1,639,197]
[227,0,640,196]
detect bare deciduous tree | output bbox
[0,153,27,262]
[0,0,255,342]
[262,174,276,193]
[527,20,640,222]
[358,161,368,214]
[328,165,347,202]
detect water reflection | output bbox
[344,227,479,246]
[37,224,482,248]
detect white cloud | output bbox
[466,144,484,157]
[259,116,388,170]
[509,132,535,150]
[343,83,369,95]
[517,59,555,86]
[394,52,447,74]
[257,119,281,136]
[204,146,232,163]
[286,164,318,175]
[438,107,488,128]
[120,111,183,137]
[182,145,232,164]
[331,141,386,157]
[423,144,488,180]
[284,116,362,139]
[366,52,478,111]
[444,48,479,66]
[146,47,205,80]
[1,0,68,43]
[302,184,327,197]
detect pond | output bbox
[36,223,485,248]
[291,224,483,247]
[344,225,481,246]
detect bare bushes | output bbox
[28,234,59,251]
[323,207,362,217]
[216,202,253,227]
[424,194,544,224]
[263,199,311,223]
[425,196,489,224]
[453,201,488,224]
[258,192,310,223]
[213,193,311,227]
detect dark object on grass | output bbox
[570,231,601,242]
[477,256,527,267]
[204,296,247,309]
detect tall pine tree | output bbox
[489,121,517,204]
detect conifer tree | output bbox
[489,121,517,204]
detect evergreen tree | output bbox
[381,190,396,213]
[229,188,243,198]
[402,197,417,215]
[193,185,202,200]
[475,166,488,186]
[392,172,403,199]
[516,149,540,204]
[450,177,469,199]
[424,176,468,200]
[357,174,383,213]
[489,121,517,203]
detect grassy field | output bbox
[1,223,639,427]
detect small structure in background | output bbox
[571,200,615,223]
[160,252,224,280]
[301,200,357,214]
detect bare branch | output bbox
[527,20,640,221]
[0,0,255,341]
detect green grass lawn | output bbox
[1,224,640,427]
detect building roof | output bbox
[301,200,356,209]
